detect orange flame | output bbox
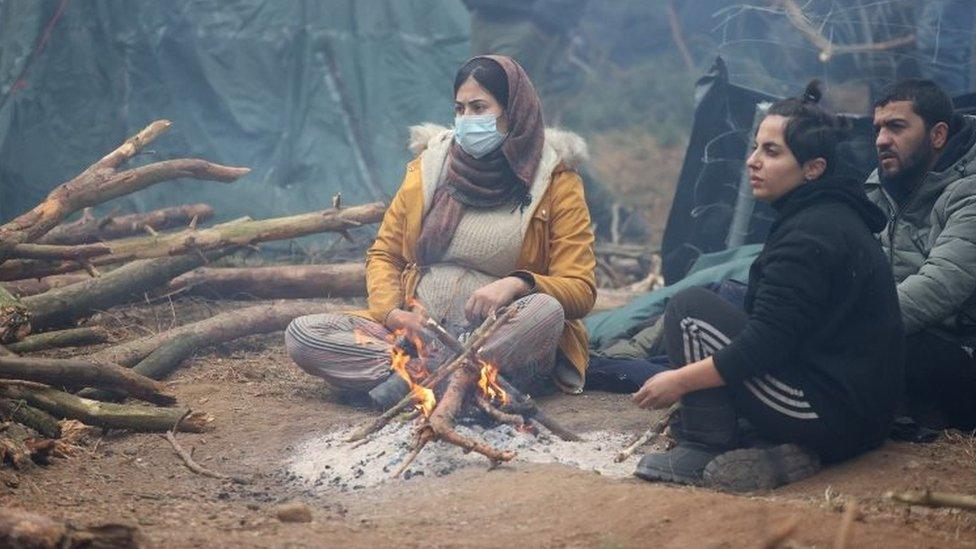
[477,360,509,405]
[389,335,436,417]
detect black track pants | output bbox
[663,287,874,462]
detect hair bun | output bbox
[802,79,823,105]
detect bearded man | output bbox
[865,79,976,430]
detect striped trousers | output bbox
[663,287,865,462]
[285,293,564,392]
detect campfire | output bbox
[346,306,583,478]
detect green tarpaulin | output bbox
[0,0,470,223]
[585,244,762,351]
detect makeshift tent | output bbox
[0,0,470,223]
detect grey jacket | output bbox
[865,115,976,342]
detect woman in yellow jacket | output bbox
[285,55,596,407]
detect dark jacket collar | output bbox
[772,175,888,233]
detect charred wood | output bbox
[423,368,516,465]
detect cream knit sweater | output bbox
[414,203,524,330]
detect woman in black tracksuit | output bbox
[632,82,905,491]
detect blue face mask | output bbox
[454,114,507,158]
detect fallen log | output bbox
[0,120,248,260]
[164,263,366,299]
[22,250,231,331]
[0,385,211,433]
[38,203,215,245]
[4,242,113,261]
[0,356,174,406]
[91,300,337,367]
[66,202,386,264]
[6,327,108,354]
[1,274,92,297]
[0,259,91,282]
[0,508,141,548]
[0,398,62,439]
[80,300,338,401]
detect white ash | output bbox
[284,420,665,492]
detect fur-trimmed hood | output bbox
[407,123,588,168]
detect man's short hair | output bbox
[874,78,954,129]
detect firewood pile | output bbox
[0,120,385,486]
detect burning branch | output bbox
[420,366,516,465]
[346,307,517,442]
[423,316,582,442]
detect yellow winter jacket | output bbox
[355,124,596,393]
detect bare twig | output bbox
[161,411,248,484]
[614,402,679,463]
[667,0,695,70]
[392,430,432,478]
[779,0,914,61]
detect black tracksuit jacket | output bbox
[713,176,905,446]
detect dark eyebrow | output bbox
[876,117,908,127]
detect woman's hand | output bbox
[464,276,531,323]
[632,358,726,409]
[384,308,428,340]
[632,370,688,409]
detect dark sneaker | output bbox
[634,442,723,485]
[703,443,820,492]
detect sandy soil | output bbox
[1,299,975,548]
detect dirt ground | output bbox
[2,298,975,548]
